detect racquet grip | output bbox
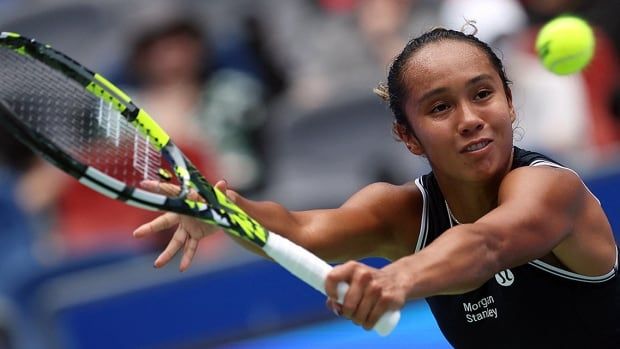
[262,232,401,336]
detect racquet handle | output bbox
[262,232,401,336]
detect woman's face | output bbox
[400,40,515,183]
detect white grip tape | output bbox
[263,232,400,336]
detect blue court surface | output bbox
[221,301,451,349]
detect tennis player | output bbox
[134,26,619,347]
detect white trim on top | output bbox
[414,177,429,253]
[528,247,618,283]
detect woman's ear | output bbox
[393,122,425,155]
[505,86,516,123]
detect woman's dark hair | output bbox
[375,25,512,132]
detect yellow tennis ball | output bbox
[535,16,595,75]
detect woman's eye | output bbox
[431,103,450,113]
[475,90,492,100]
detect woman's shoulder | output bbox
[505,146,583,190]
[344,181,424,233]
[501,162,585,205]
[350,181,425,260]
[346,180,423,208]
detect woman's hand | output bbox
[324,261,409,330]
[133,179,232,271]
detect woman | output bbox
[133,27,618,347]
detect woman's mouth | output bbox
[463,140,492,153]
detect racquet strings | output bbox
[0,46,165,188]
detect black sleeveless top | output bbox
[414,147,619,348]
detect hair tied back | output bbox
[460,19,479,36]
[373,82,390,102]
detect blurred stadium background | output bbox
[0,0,618,348]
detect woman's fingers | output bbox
[180,237,200,272]
[185,179,231,204]
[356,286,381,329]
[365,299,389,331]
[140,180,181,196]
[140,179,230,205]
[134,179,234,271]
[341,270,368,320]
[187,190,205,203]
[326,261,390,328]
[133,212,180,238]
[141,179,229,198]
[214,179,228,191]
[325,298,343,316]
[215,179,242,204]
[154,227,188,268]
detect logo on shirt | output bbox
[463,296,498,323]
[494,269,514,286]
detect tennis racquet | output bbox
[0,32,400,335]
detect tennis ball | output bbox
[535,16,595,75]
